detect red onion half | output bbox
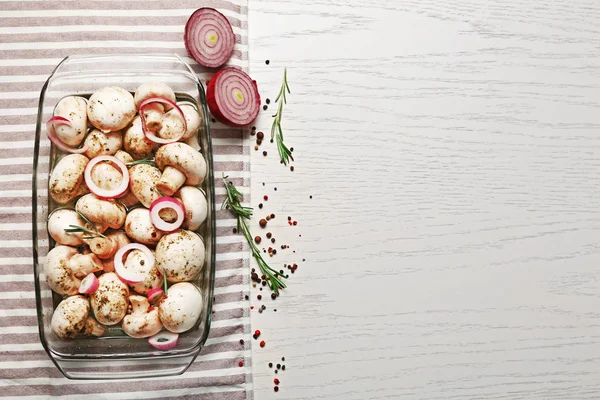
[206,67,261,127]
[46,116,88,154]
[185,8,235,68]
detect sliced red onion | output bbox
[84,155,130,199]
[147,287,164,304]
[139,97,187,144]
[206,67,261,127]
[148,331,179,351]
[114,243,155,285]
[78,273,99,294]
[185,8,235,68]
[149,197,185,232]
[46,116,88,154]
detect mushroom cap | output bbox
[51,295,90,341]
[83,129,123,159]
[75,194,127,229]
[124,208,164,246]
[114,149,134,164]
[122,295,163,338]
[179,104,202,140]
[174,186,208,231]
[53,96,88,146]
[158,108,186,141]
[156,230,205,282]
[155,142,207,186]
[128,163,162,208]
[47,209,85,246]
[89,161,124,192]
[49,154,89,204]
[90,272,129,325]
[124,248,162,295]
[123,116,156,160]
[158,282,203,333]
[87,86,136,132]
[134,82,176,109]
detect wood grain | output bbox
[246,0,600,398]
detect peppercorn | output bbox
[258,308,263,313]
[263,105,268,111]
[263,151,267,156]
[257,295,262,300]
[260,340,265,347]
[271,238,276,243]
[233,228,237,234]
[293,221,297,226]
[281,357,285,361]
[245,295,249,300]
[274,187,277,191]
[290,166,295,171]
[290,147,294,152]
[282,365,286,370]
[254,145,259,150]
[274,386,279,392]
[254,236,261,244]
[239,361,244,367]
[274,378,280,384]
[259,219,267,228]
[258,203,263,209]
[263,195,268,201]
[277,364,281,369]
[269,362,273,368]
[240,339,245,345]
[272,249,277,255]
[253,334,258,339]
[265,60,270,65]
[257,131,264,140]
[266,232,272,238]
[271,139,274,143]
[262,280,267,286]
[271,293,277,300]
[270,213,275,219]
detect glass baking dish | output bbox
[32,54,216,379]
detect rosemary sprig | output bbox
[126,157,157,168]
[271,68,294,166]
[64,211,106,239]
[222,175,287,294]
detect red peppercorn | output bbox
[263,195,268,201]
[274,378,280,384]
[293,221,297,226]
[259,219,267,228]
[260,340,265,347]
[257,295,262,300]
[250,306,254,310]
[254,329,261,336]
[270,213,275,218]
[274,386,279,392]
[239,361,244,367]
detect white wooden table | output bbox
[246,0,600,398]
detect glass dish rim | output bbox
[31,53,217,364]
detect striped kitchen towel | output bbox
[0,1,252,399]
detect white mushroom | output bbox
[114,149,134,165]
[155,143,207,196]
[134,82,176,109]
[124,208,163,245]
[87,86,136,132]
[76,194,127,229]
[87,229,130,260]
[45,245,103,295]
[124,116,156,160]
[128,164,162,208]
[178,104,202,140]
[83,129,123,159]
[174,186,208,230]
[49,154,89,204]
[184,133,201,151]
[122,247,162,295]
[158,282,203,333]
[156,230,205,282]
[51,295,105,341]
[89,160,124,192]
[90,272,129,325]
[122,295,162,338]
[47,208,86,246]
[157,108,186,141]
[53,96,88,147]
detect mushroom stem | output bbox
[156,166,186,196]
[82,316,106,336]
[69,253,104,278]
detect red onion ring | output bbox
[149,197,185,232]
[147,287,164,304]
[206,67,261,127]
[139,97,187,144]
[78,273,99,294]
[148,331,179,351]
[185,8,235,68]
[114,243,155,285]
[84,155,130,199]
[46,116,89,154]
